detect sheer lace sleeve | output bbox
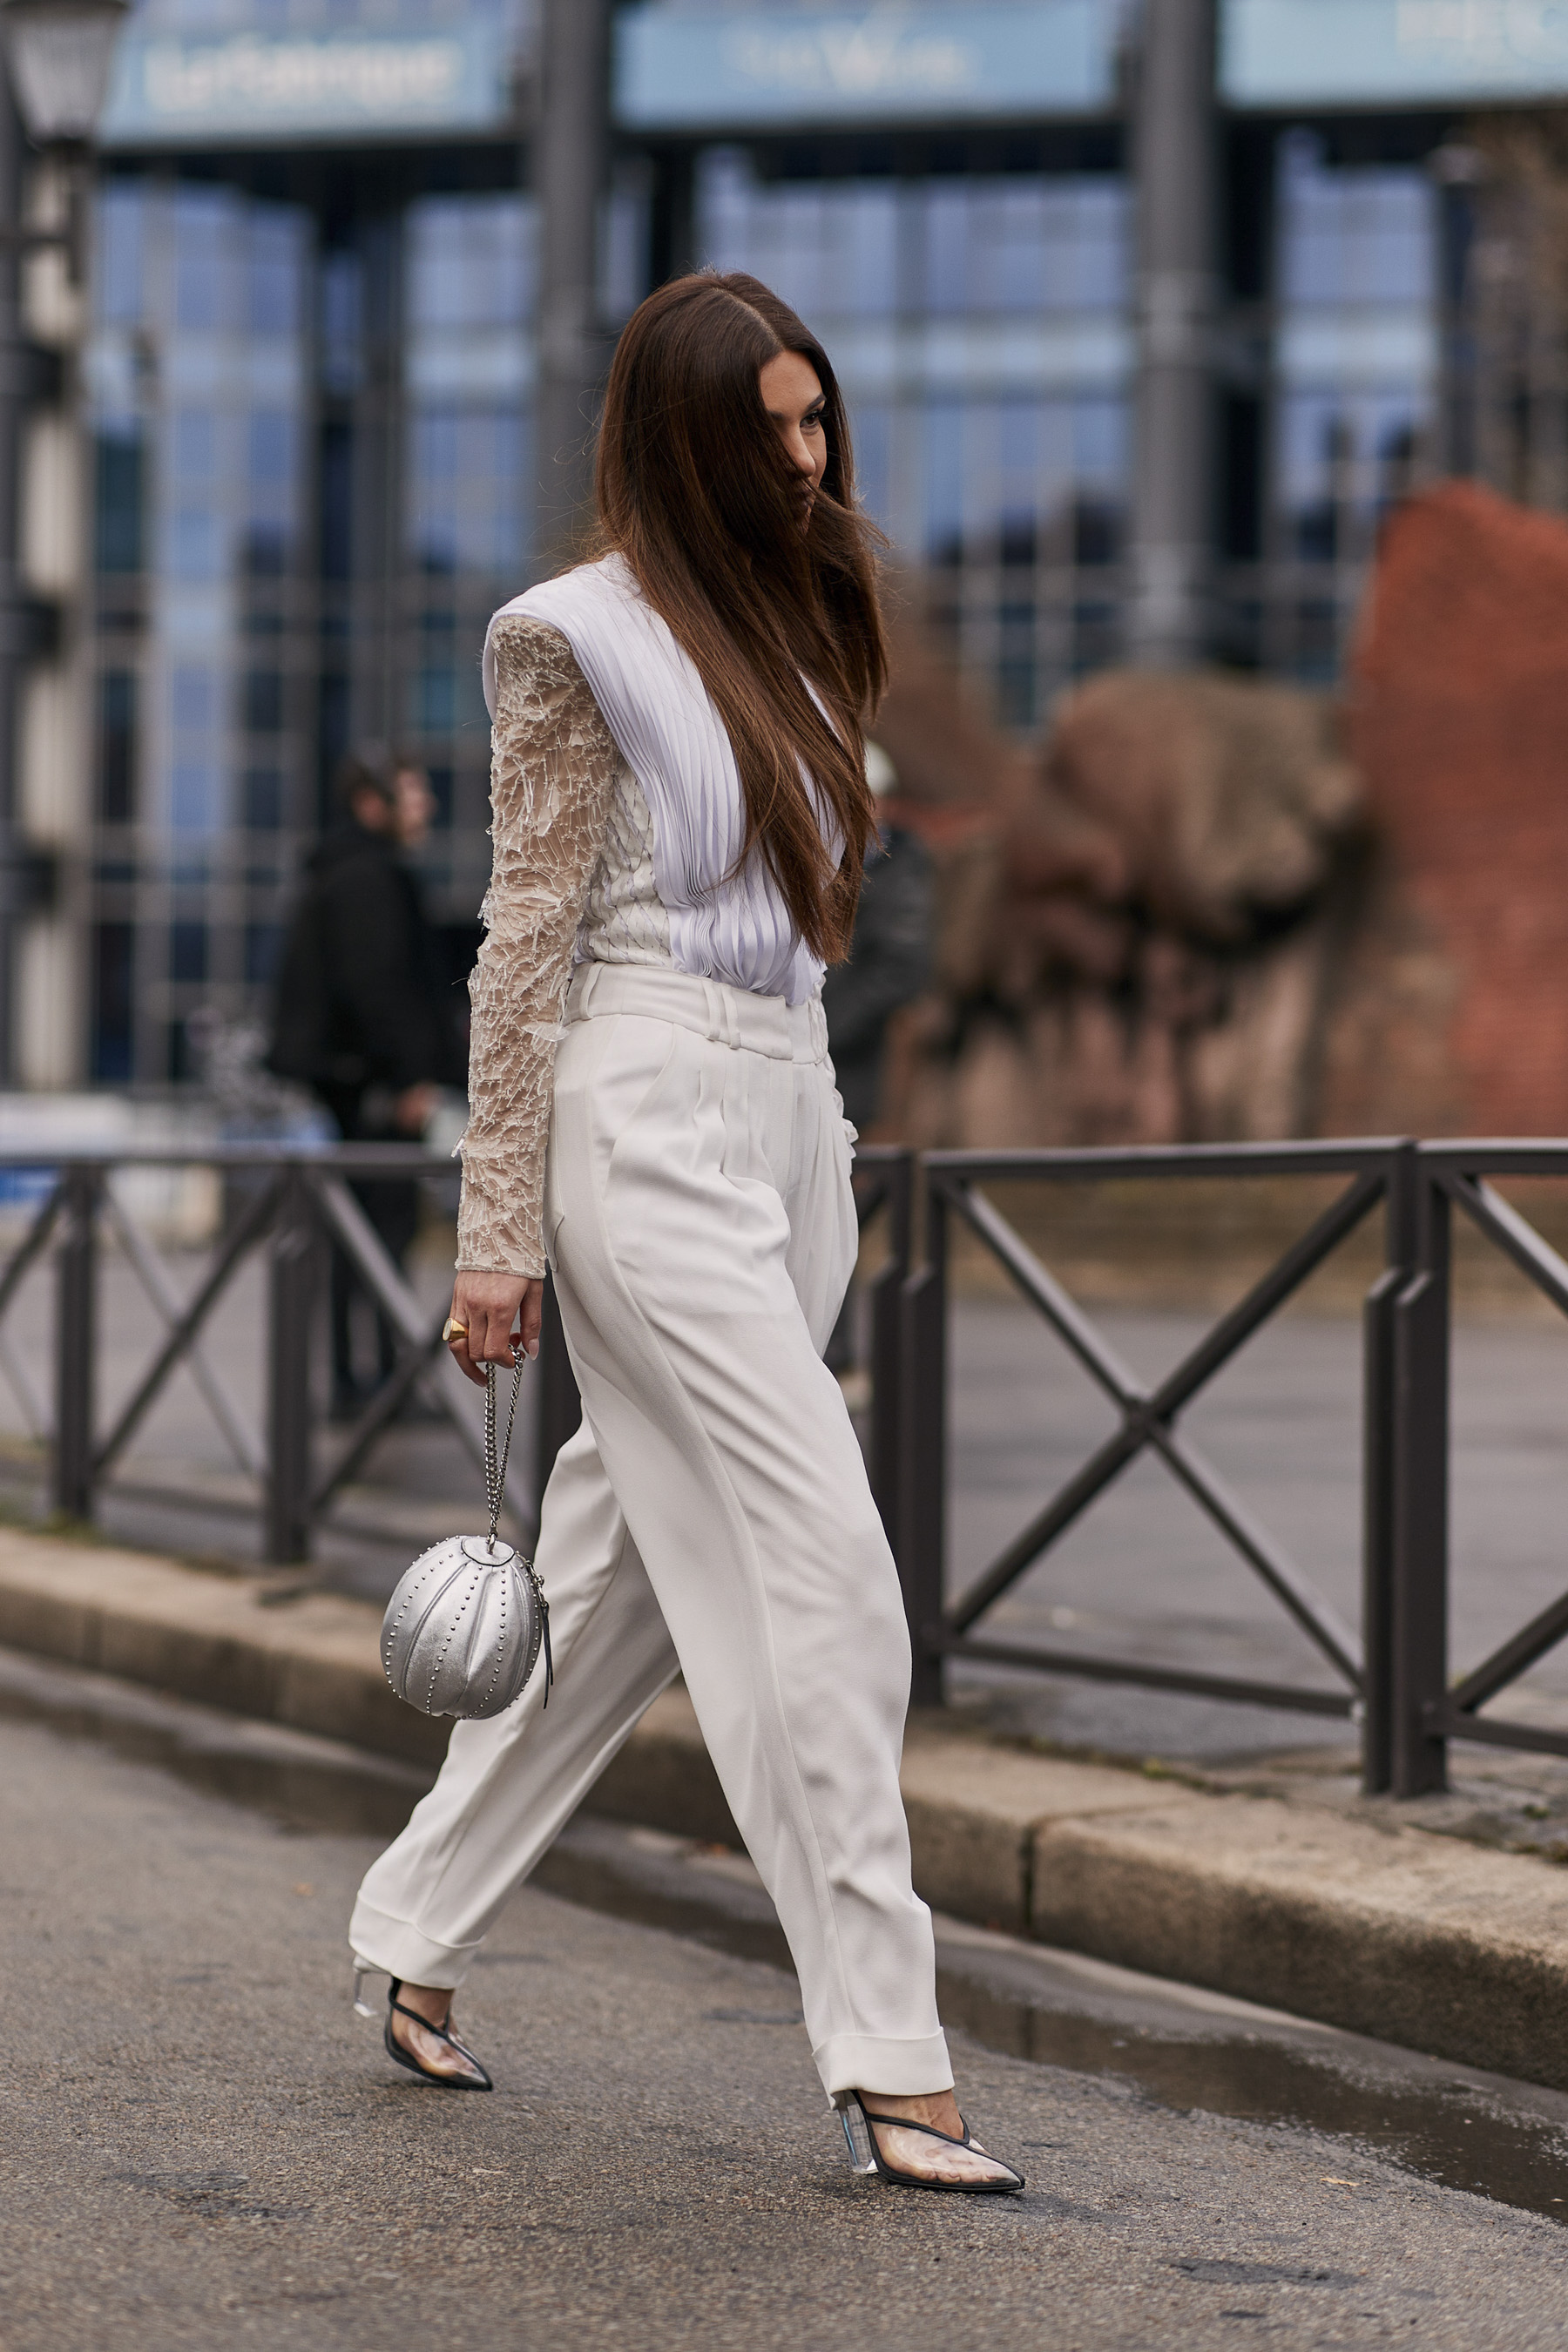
[456,616,621,1277]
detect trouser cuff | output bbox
[814,2030,954,2101]
[348,1897,482,1991]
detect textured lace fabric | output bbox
[457,615,661,1276]
[579,754,672,966]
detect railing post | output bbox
[1389,1152,1450,1797]
[266,1168,315,1564]
[535,1271,581,1519]
[1362,1141,1416,1793]
[868,1150,912,1563]
[53,1162,99,1521]
[1361,1267,1399,1794]
[899,1166,947,1707]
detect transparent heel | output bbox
[838,2099,877,2174]
[352,1962,379,2019]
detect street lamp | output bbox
[0,0,128,283]
[0,0,128,149]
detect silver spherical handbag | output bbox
[381,1359,552,1720]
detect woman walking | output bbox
[348,272,1024,2194]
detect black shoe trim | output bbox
[849,2092,1024,2194]
[383,1978,493,2092]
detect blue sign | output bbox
[100,17,514,146]
[614,2,1119,130]
[1224,0,1568,107]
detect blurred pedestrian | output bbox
[347,272,1023,2193]
[822,741,934,1138]
[821,742,933,1374]
[267,749,465,1420]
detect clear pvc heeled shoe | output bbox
[355,1964,492,2092]
[838,2092,1024,2194]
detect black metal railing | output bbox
[894,1138,1568,1797]
[12,1132,1568,1796]
[0,1141,912,1573]
[1400,1144,1568,1791]
[2,1146,499,1559]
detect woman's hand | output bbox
[446,1271,544,1388]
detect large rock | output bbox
[874,655,1363,1147]
[1043,668,1362,948]
[1326,480,1568,1137]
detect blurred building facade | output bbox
[11,0,1568,1088]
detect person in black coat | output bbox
[822,743,934,1136]
[821,743,934,1375]
[268,752,466,1419]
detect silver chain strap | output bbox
[483,1355,524,1546]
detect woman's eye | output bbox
[803,409,824,432]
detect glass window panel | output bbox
[923,399,965,561]
[91,923,133,1083]
[406,195,536,331]
[248,410,296,496]
[171,664,216,732]
[1278,133,1436,313]
[170,919,206,982]
[172,406,216,481]
[94,432,142,574]
[851,401,892,531]
[997,400,1042,534]
[243,670,284,733]
[842,186,898,319]
[249,208,305,335]
[242,766,283,828]
[1278,387,1425,563]
[98,671,136,824]
[917,178,1127,317]
[994,186,1047,313]
[171,761,221,832]
[601,179,650,325]
[1067,181,1129,311]
[244,923,282,984]
[168,507,221,579]
[1074,395,1128,494]
[408,403,529,576]
[172,189,236,330]
[923,186,970,316]
[321,248,362,394]
[96,184,144,327]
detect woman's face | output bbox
[759,349,827,519]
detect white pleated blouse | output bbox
[460,553,835,1279]
[483,551,827,1008]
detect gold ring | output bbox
[442,1318,468,1343]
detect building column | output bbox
[14,152,87,1090]
[1128,0,1218,670]
[0,65,24,1081]
[534,0,613,569]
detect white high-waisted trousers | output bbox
[349,959,953,2100]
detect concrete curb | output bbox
[5,1524,1568,2092]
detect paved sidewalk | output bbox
[6,1522,1568,2101]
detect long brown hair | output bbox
[593,271,887,962]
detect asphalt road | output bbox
[5,1652,1568,2350]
